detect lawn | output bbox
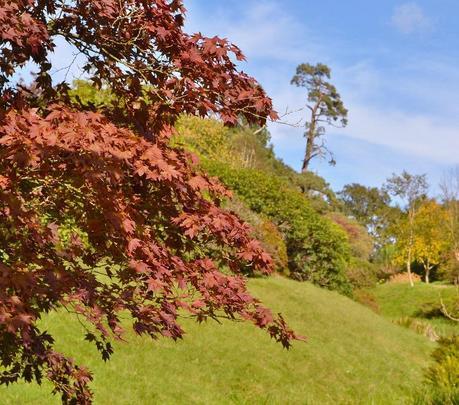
[372,281,459,337]
[0,276,435,404]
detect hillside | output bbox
[372,282,459,337]
[1,277,434,404]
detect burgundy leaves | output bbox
[0,1,298,403]
[1,0,276,131]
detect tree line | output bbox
[339,169,459,286]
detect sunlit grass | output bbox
[1,277,435,404]
[372,281,459,337]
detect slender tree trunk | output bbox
[407,208,415,287]
[407,247,414,287]
[301,132,315,173]
[301,97,321,173]
[425,267,430,284]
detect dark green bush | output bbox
[438,254,459,286]
[202,160,352,295]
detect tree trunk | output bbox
[301,133,315,173]
[301,98,321,173]
[407,208,415,287]
[407,247,414,287]
[425,267,430,284]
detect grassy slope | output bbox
[1,277,434,405]
[372,282,459,336]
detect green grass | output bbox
[372,282,459,337]
[0,277,436,404]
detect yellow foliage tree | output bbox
[394,200,448,283]
[413,201,448,283]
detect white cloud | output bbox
[343,104,459,164]
[186,1,459,167]
[269,79,459,167]
[391,3,433,34]
[185,0,324,63]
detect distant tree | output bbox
[328,212,373,260]
[294,171,339,213]
[338,183,397,246]
[384,171,429,286]
[291,63,348,173]
[411,200,448,284]
[440,167,459,284]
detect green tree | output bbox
[291,63,348,172]
[385,171,429,286]
[338,183,398,247]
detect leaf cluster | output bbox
[0,1,300,402]
[202,160,352,295]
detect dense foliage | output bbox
[175,115,339,213]
[201,161,352,294]
[0,1,299,403]
[415,336,459,404]
[338,183,399,247]
[223,198,289,275]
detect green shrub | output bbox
[427,336,459,387]
[346,257,378,289]
[415,299,459,321]
[224,198,289,274]
[414,336,459,404]
[202,160,352,295]
[174,115,234,163]
[69,79,114,106]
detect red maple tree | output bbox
[0,1,299,403]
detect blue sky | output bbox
[183,0,459,194]
[20,1,459,195]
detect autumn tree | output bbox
[440,167,459,284]
[411,200,448,284]
[290,63,348,173]
[393,200,447,284]
[0,1,299,403]
[385,171,428,286]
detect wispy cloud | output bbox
[343,104,459,164]
[391,2,433,35]
[185,0,324,63]
[187,0,458,171]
